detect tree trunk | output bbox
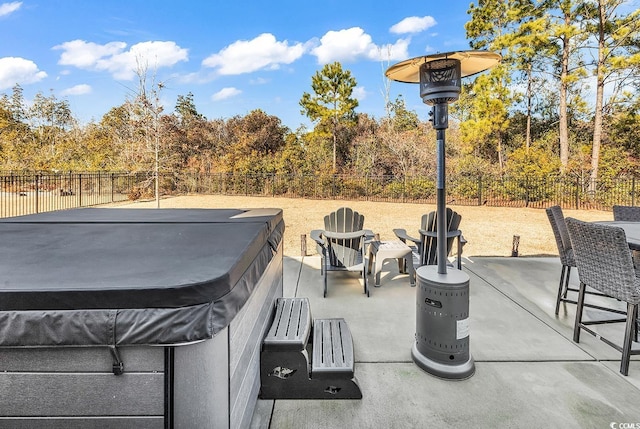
[589,0,607,192]
[558,20,570,172]
[497,131,504,172]
[526,63,532,149]
[333,123,337,174]
[332,102,337,171]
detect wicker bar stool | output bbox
[546,206,618,316]
[613,205,640,267]
[566,217,640,376]
[613,205,640,222]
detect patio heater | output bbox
[385,51,500,379]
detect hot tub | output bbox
[0,208,284,428]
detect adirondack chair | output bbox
[393,208,465,270]
[310,207,373,297]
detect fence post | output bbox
[402,176,406,204]
[633,177,636,207]
[111,173,115,202]
[366,174,369,201]
[79,173,83,207]
[332,174,336,198]
[35,174,40,214]
[574,175,580,210]
[478,175,483,206]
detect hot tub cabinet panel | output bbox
[0,208,284,429]
[172,241,283,429]
[0,347,166,427]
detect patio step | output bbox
[259,297,362,399]
[311,318,355,379]
[262,297,311,353]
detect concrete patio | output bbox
[252,255,640,429]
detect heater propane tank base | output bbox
[412,265,475,380]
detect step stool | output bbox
[259,297,362,399]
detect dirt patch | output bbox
[114,195,612,258]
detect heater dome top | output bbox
[385,50,501,84]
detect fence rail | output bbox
[1,171,637,218]
[0,172,143,218]
[169,172,638,211]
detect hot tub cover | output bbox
[0,208,284,347]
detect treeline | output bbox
[0,0,639,197]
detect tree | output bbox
[505,145,562,205]
[350,113,384,175]
[172,92,216,171]
[300,62,359,171]
[465,0,518,171]
[497,2,553,148]
[28,90,74,168]
[608,95,640,161]
[175,92,204,123]
[377,97,434,177]
[458,71,512,170]
[275,132,307,175]
[541,0,589,171]
[224,109,288,174]
[121,61,168,205]
[581,0,640,188]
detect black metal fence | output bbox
[169,172,639,211]
[0,172,144,217]
[2,171,638,217]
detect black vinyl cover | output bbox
[0,208,284,346]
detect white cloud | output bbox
[0,57,47,90]
[60,84,91,96]
[0,1,21,17]
[202,33,306,75]
[55,40,126,68]
[353,86,367,101]
[390,16,437,34]
[379,39,411,62]
[212,87,241,101]
[53,40,188,80]
[311,27,409,64]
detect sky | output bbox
[0,1,474,130]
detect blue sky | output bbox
[0,1,473,130]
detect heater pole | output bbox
[432,102,449,274]
[436,126,447,274]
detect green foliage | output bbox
[597,144,640,180]
[300,62,358,125]
[387,96,419,132]
[608,104,640,160]
[503,145,561,202]
[383,178,436,201]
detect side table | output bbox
[367,240,415,287]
